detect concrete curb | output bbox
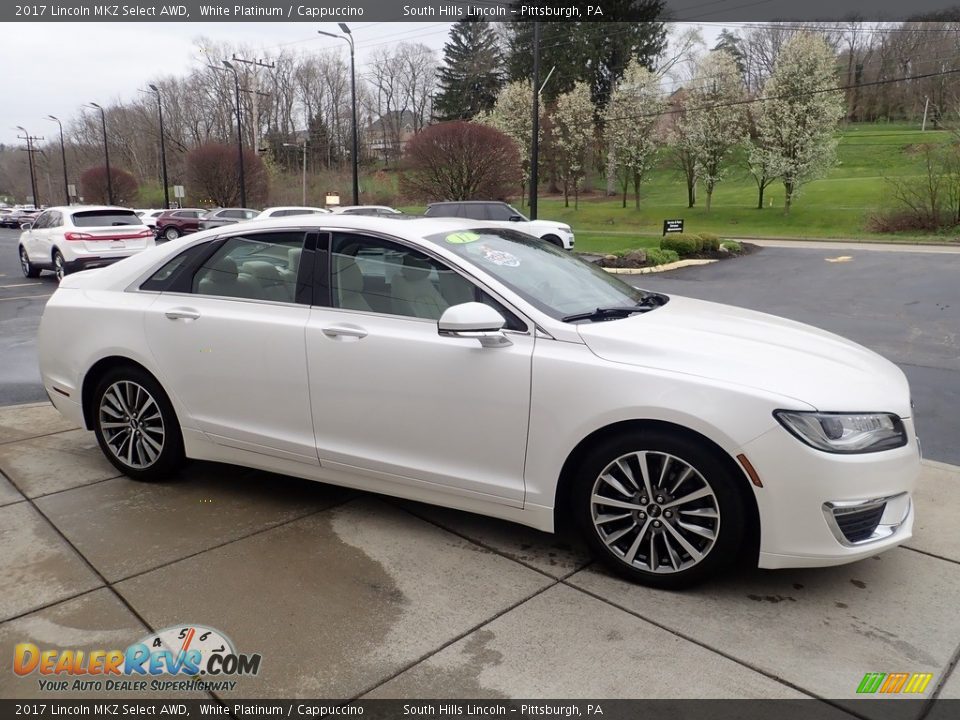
[602,259,718,275]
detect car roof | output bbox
[428,201,506,205]
[261,206,328,212]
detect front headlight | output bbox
[774,411,907,454]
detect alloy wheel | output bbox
[590,451,720,574]
[98,380,166,469]
[54,253,65,282]
[19,248,30,276]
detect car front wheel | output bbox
[573,430,746,588]
[92,366,184,481]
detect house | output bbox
[365,110,418,166]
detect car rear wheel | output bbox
[92,366,184,482]
[163,226,180,241]
[573,430,746,588]
[19,246,40,278]
[53,251,66,282]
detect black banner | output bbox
[4,0,960,23]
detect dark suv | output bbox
[155,208,206,241]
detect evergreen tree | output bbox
[434,19,504,121]
[505,1,667,111]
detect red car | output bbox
[155,208,206,241]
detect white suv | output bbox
[424,201,575,249]
[18,206,156,282]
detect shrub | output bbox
[698,232,721,251]
[720,240,743,254]
[646,248,680,266]
[186,143,269,207]
[80,166,139,205]
[661,234,700,256]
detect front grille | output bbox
[833,503,886,543]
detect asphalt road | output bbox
[1,228,958,464]
[627,245,960,466]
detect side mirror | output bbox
[438,302,511,348]
[20,222,33,230]
[507,215,524,222]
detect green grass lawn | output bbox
[400,122,960,254]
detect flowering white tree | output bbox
[684,51,747,212]
[552,82,595,208]
[604,61,665,209]
[753,33,844,213]
[477,80,541,203]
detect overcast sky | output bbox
[0,22,721,146]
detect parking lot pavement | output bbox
[1,403,959,706]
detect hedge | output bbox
[646,248,680,266]
[661,233,701,256]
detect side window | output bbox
[48,211,63,228]
[329,233,524,330]
[487,204,513,221]
[192,232,306,303]
[31,212,49,229]
[140,244,209,292]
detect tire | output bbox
[542,234,564,249]
[163,226,180,241]
[53,250,67,283]
[19,246,40,278]
[572,429,746,589]
[91,365,185,482]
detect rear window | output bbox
[71,210,141,227]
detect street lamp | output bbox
[284,140,308,205]
[15,125,39,207]
[146,85,170,209]
[221,60,247,208]
[45,116,70,205]
[318,23,358,205]
[86,103,113,204]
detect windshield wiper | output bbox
[562,294,667,323]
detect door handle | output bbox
[321,324,367,340]
[165,308,201,321]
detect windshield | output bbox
[425,228,661,321]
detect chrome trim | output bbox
[822,492,911,547]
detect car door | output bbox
[23,211,50,261]
[143,229,317,464]
[305,231,534,504]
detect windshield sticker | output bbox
[445,231,481,244]
[480,246,521,267]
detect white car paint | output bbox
[37,215,919,579]
[255,206,331,219]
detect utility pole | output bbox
[45,116,70,205]
[87,103,113,204]
[528,21,541,219]
[16,127,42,206]
[219,61,247,208]
[141,86,170,209]
[231,55,274,154]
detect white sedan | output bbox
[37,216,919,587]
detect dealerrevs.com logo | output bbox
[13,624,261,693]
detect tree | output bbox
[665,93,699,208]
[552,83,595,208]
[400,121,521,201]
[476,81,541,203]
[684,51,747,212]
[505,2,667,111]
[754,34,845,213]
[80,166,139,205]
[434,19,503,121]
[186,143,269,207]
[604,61,665,208]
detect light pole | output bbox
[528,21,540,219]
[145,85,170,209]
[221,60,247,208]
[319,24,358,205]
[86,103,113,204]
[15,126,40,206]
[284,140,308,205]
[45,116,70,205]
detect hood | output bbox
[577,295,912,417]
[529,219,570,231]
